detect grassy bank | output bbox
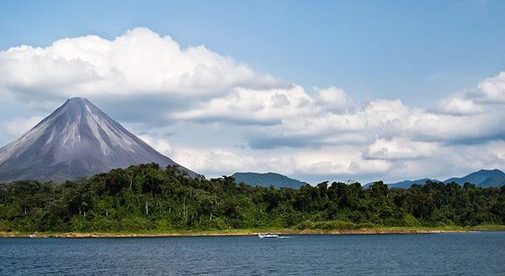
[1,225,503,238]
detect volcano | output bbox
[0,97,198,182]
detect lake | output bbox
[1,232,504,275]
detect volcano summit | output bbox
[0,97,197,182]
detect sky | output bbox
[1,0,505,183]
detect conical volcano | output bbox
[0,97,197,182]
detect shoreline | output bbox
[2,226,503,238]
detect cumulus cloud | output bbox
[438,95,484,115]
[316,86,353,112]
[172,85,316,125]
[172,147,260,175]
[172,146,393,181]
[478,72,505,102]
[138,134,173,156]
[0,27,280,102]
[364,137,438,160]
[4,116,43,137]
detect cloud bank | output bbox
[1,28,505,183]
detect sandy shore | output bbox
[0,228,476,238]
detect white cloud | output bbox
[172,147,259,175]
[172,145,393,182]
[478,72,505,102]
[138,134,173,156]
[249,93,505,150]
[0,27,280,101]
[316,86,352,112]
[438,95,484,115]
[365,137,438,160]
[5,116,43,137]
[291,147,392,176]
[172,85,316,124]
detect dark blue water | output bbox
[1,232,504,275]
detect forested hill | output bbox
[444,169,505,187]
[1,164,504,233]
[232,172,306,188]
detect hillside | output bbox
[232,172,307,188]
[387,178,441,189]
[444,169,505,187]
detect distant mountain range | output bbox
[237,169,505,190]
[232,172,307,189]
[0,97,198,183]
[382,169,505,189]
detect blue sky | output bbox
[1,1,505,183]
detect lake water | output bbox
[1,232,504,275]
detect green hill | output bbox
[232,172,307,188]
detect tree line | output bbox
[0,163,504,232]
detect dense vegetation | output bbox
[1,163,504,232]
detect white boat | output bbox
[258,233,280,238]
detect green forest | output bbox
[1,163,504,233]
